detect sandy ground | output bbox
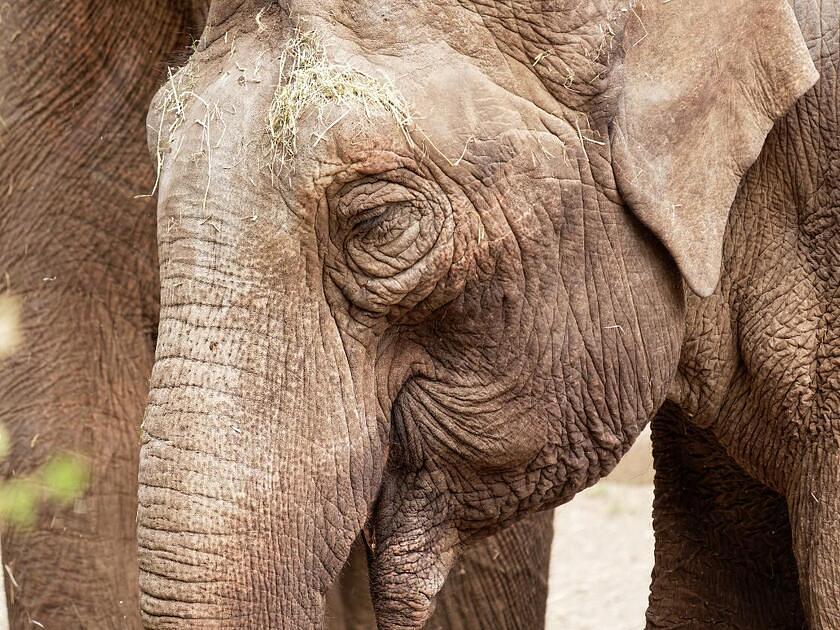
[545,430,655,630]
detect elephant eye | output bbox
[351,201,422,243]
[323,165,461,315]
[324,169,453,301]
[340,181,421,226]
[331,177,433,256]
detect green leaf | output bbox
[39,455,89,503]
[0,481,37,527]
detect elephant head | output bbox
[136,0,816,627]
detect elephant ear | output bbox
[611,0,817,297]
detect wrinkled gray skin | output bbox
[649,1,840,628]
[0,1,551,628]
[136,0,818,627]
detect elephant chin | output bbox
[135,248,387,627]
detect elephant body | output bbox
[651,1,840,627]
[0,2,191,626]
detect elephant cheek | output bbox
[136,279,385,627]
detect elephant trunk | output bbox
[137,224,383,627]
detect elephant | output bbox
[133,0,819,628]
[0,1,553,628]
[0,1,828,630]
[0,2,190,627]
[2,3,536,629]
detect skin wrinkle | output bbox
[454,0,624,107]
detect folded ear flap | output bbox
[611,0,817,297]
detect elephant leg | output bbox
[328,511,554,629]
[428,511,554,630]
[788,455,840,629]
[647,405,806,630]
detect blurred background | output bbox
[546,429,655,630]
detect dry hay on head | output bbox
[267,29,413,172]
[148,54,225,215]
[150,58,199,195]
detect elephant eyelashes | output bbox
[352,202,418,243]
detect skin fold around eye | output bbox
[337,180,428,229]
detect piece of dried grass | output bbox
[148,59,198,197]
[267,29,413,172]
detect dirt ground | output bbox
[545,429,655,630]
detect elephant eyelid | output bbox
[336,181,422,224]
[348,204,390,231]
[349,201,416,233]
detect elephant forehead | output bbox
[283,43,577,176]
[260,26,574,155]
[292,0,627,109]
[152,19,596,227]
[157,0,627,193]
